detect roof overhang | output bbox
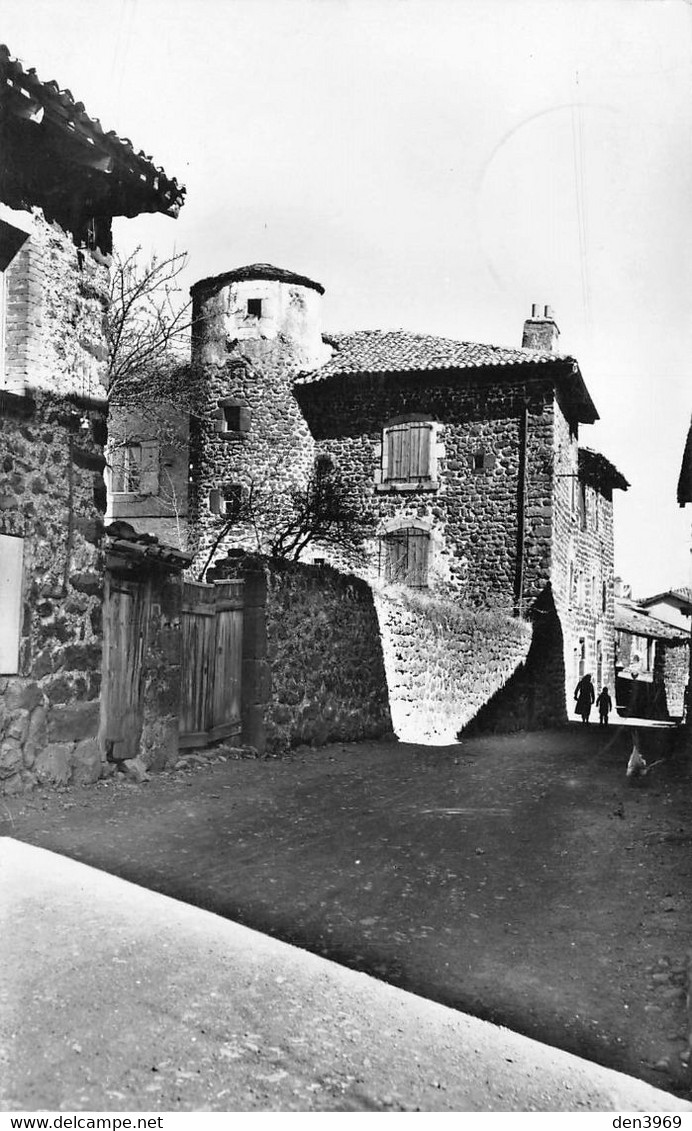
[578,447,629,492]
[0,45,185,248]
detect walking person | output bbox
[574,672,595,724]
[596,685,612,727]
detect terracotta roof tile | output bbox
[0,44,185,217]
[295,329,598,423]
[579,447,629,492]
[614,599,688,640]
[191,264,324,298]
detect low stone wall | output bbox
[374,587,533,743]
[208,554,392,754]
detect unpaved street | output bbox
[2,724,691,1100]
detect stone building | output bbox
[636,587,692,633]
[614,595,689,719]
[121,266,626,725]
[0,44,184,792]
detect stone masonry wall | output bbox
[550,403,617,714]
[188,346,316,574]
[655,640,689,719]
[208,554,392,754]
[0,392,107,793]
[4,209,109,399]
[188,275,326,575]
[296,370,558,608]
[373,586,532,743]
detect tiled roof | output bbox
[295,329,598,423]
[104,522,192,572]
[298,329,565,378]
[0,44,185,218]
[191,264,324,299]
[614,600,688,640]
[640,587,692,610]
[579,447,629,492]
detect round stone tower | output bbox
[188,264,329,569]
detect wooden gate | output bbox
[100,572,151,761]
[180,580,244,748]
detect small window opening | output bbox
[470,449,495,473]
[223,405,241,431]
[315,454,334,480]
[222,483,243,521]
[218,402,251,434]
[247,298,262,318]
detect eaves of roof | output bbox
[294,329,598,424]
[614,600,689,640]
[0,44,185,218]
[578,447,629,492]
[104,522,192,572]
[639,588,692,611]
[191,263,325,300]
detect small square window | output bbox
[223,405,241,431]
[222,483,243,520]
[217,403,251,434]
[247,298,262,318]
[470,450,495,473]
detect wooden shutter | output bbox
[382,528,430,587]
[0,534,23,674]
[409,424,431,479]
[386,427,406,482]
[385,423,432,482]
[110,447,125,493]
[407,528,430,587]
[139,441,159,496]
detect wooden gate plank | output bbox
[180,579,244,748]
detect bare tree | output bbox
[199,462,374,580]
[106,247,192,397]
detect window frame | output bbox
[110,440,160,497]
[379,524,431,589]
[214,399,251,439]
[378,418,439,492]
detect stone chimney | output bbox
[522,304,560,352]
[613,577,631,600]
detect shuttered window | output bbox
[0,534,23,674]
[111,441,159,495]
[380,527,430,588]
[383,422,433,483]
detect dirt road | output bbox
[2,724,691,1099]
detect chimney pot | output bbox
[522,303,560,352]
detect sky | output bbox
[4,0,692,597]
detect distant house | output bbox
[117,267,627,727]
[0,44,184,793]
[106,378,191,551]
[614,596,688,719]
[637,588,692,633]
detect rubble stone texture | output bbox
[0,211,108,793]
[208,554,392,754]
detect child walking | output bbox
[596,685,612,727]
